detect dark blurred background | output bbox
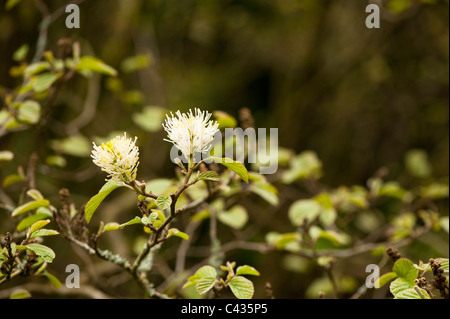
[0,0,448,298]
[1,0,448,185]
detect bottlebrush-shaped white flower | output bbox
[91,132,139,183]
[162,108,219,159]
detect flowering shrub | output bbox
[0,0,448,300]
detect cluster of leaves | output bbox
[0,41,116,139]
[0,1,121,298]
[267,147,448,252]
[0,191,61,296]
[0,36,263,297]
[2,107,448,299]
[183,262,260,299]
[260,146,449,297]
[376,257,449,299]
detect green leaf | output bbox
[393,258,418,282]
[0,150,14,161]
[317,231,342,244]
[288,199,322,226]
[184,265,217,289]
[195,277,217,295]
[265,231,282,245]
[394,287,431,299]
[16,209,53,232]
[150,220,162,230]
[195,265,217,278]
[42,271,62,288]
[319,208,337,227]
[123,90,144,105]
[141,216,153,225]
[213,111,237,129]
[190,209,211,222]
[10,289,31,299]
[375,272,398,288]
[3,173,25,188]
[390,277,415,296]
[281,151,322,183]
[405,149,432,178]
[45,155,67,167]
[11,199,50,217]
[120,54,151,73]
[103,222,120,232]
[317,256,334,267]
[30,229,59,238]
[145,178,174,196]
[26,189,44,201]
[156,195,172,210]
[347,187,368,208]
[85,180,125,223]
[217,205,248,230]
[421,183,449,200]
[30,73,59,93]
[17,100,41,124]
[186,265,217,283]
[25,61,50,76]
[228,276,254,299]
[0,109,10,123]
[438,258,449,272]
[12,43,28,60]
[50,135,91,157]
[235,265,260,276]
[207,157,249,183]
[75,56,117,76]
[378,181,406,200]
[388,0,412,14]
[198,171,220,182]
[132,106,166,132]
[29,219,50,234]
[152,210,166,222]
[415,258,449,273]
[314,230,347,250]
[314,193,333,209]
[4,118,21,130]
[250,182,279,206]
[25,243,55,263]
[141,212,158,225]
[274,233,301,250]
[370,245,387,256]
[168,228,189,240]
[392,213,416,241]
[118,217,143,229]
[313,193,336,226]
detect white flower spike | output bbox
[91,132,139,183]
[162,108,219,160]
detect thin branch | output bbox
[326,225,431,259]
[221,241,273,254]
[65,73,101,135]
[324,264,339,299]
[26,152,39,190]
[175,220,201,273]
[131,164,213,274]
[414,286,427,299]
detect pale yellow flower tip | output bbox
[91,132,139,183]
[162,108,219,159]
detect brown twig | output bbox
[324,262,340,299]
[265,282,276,299]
